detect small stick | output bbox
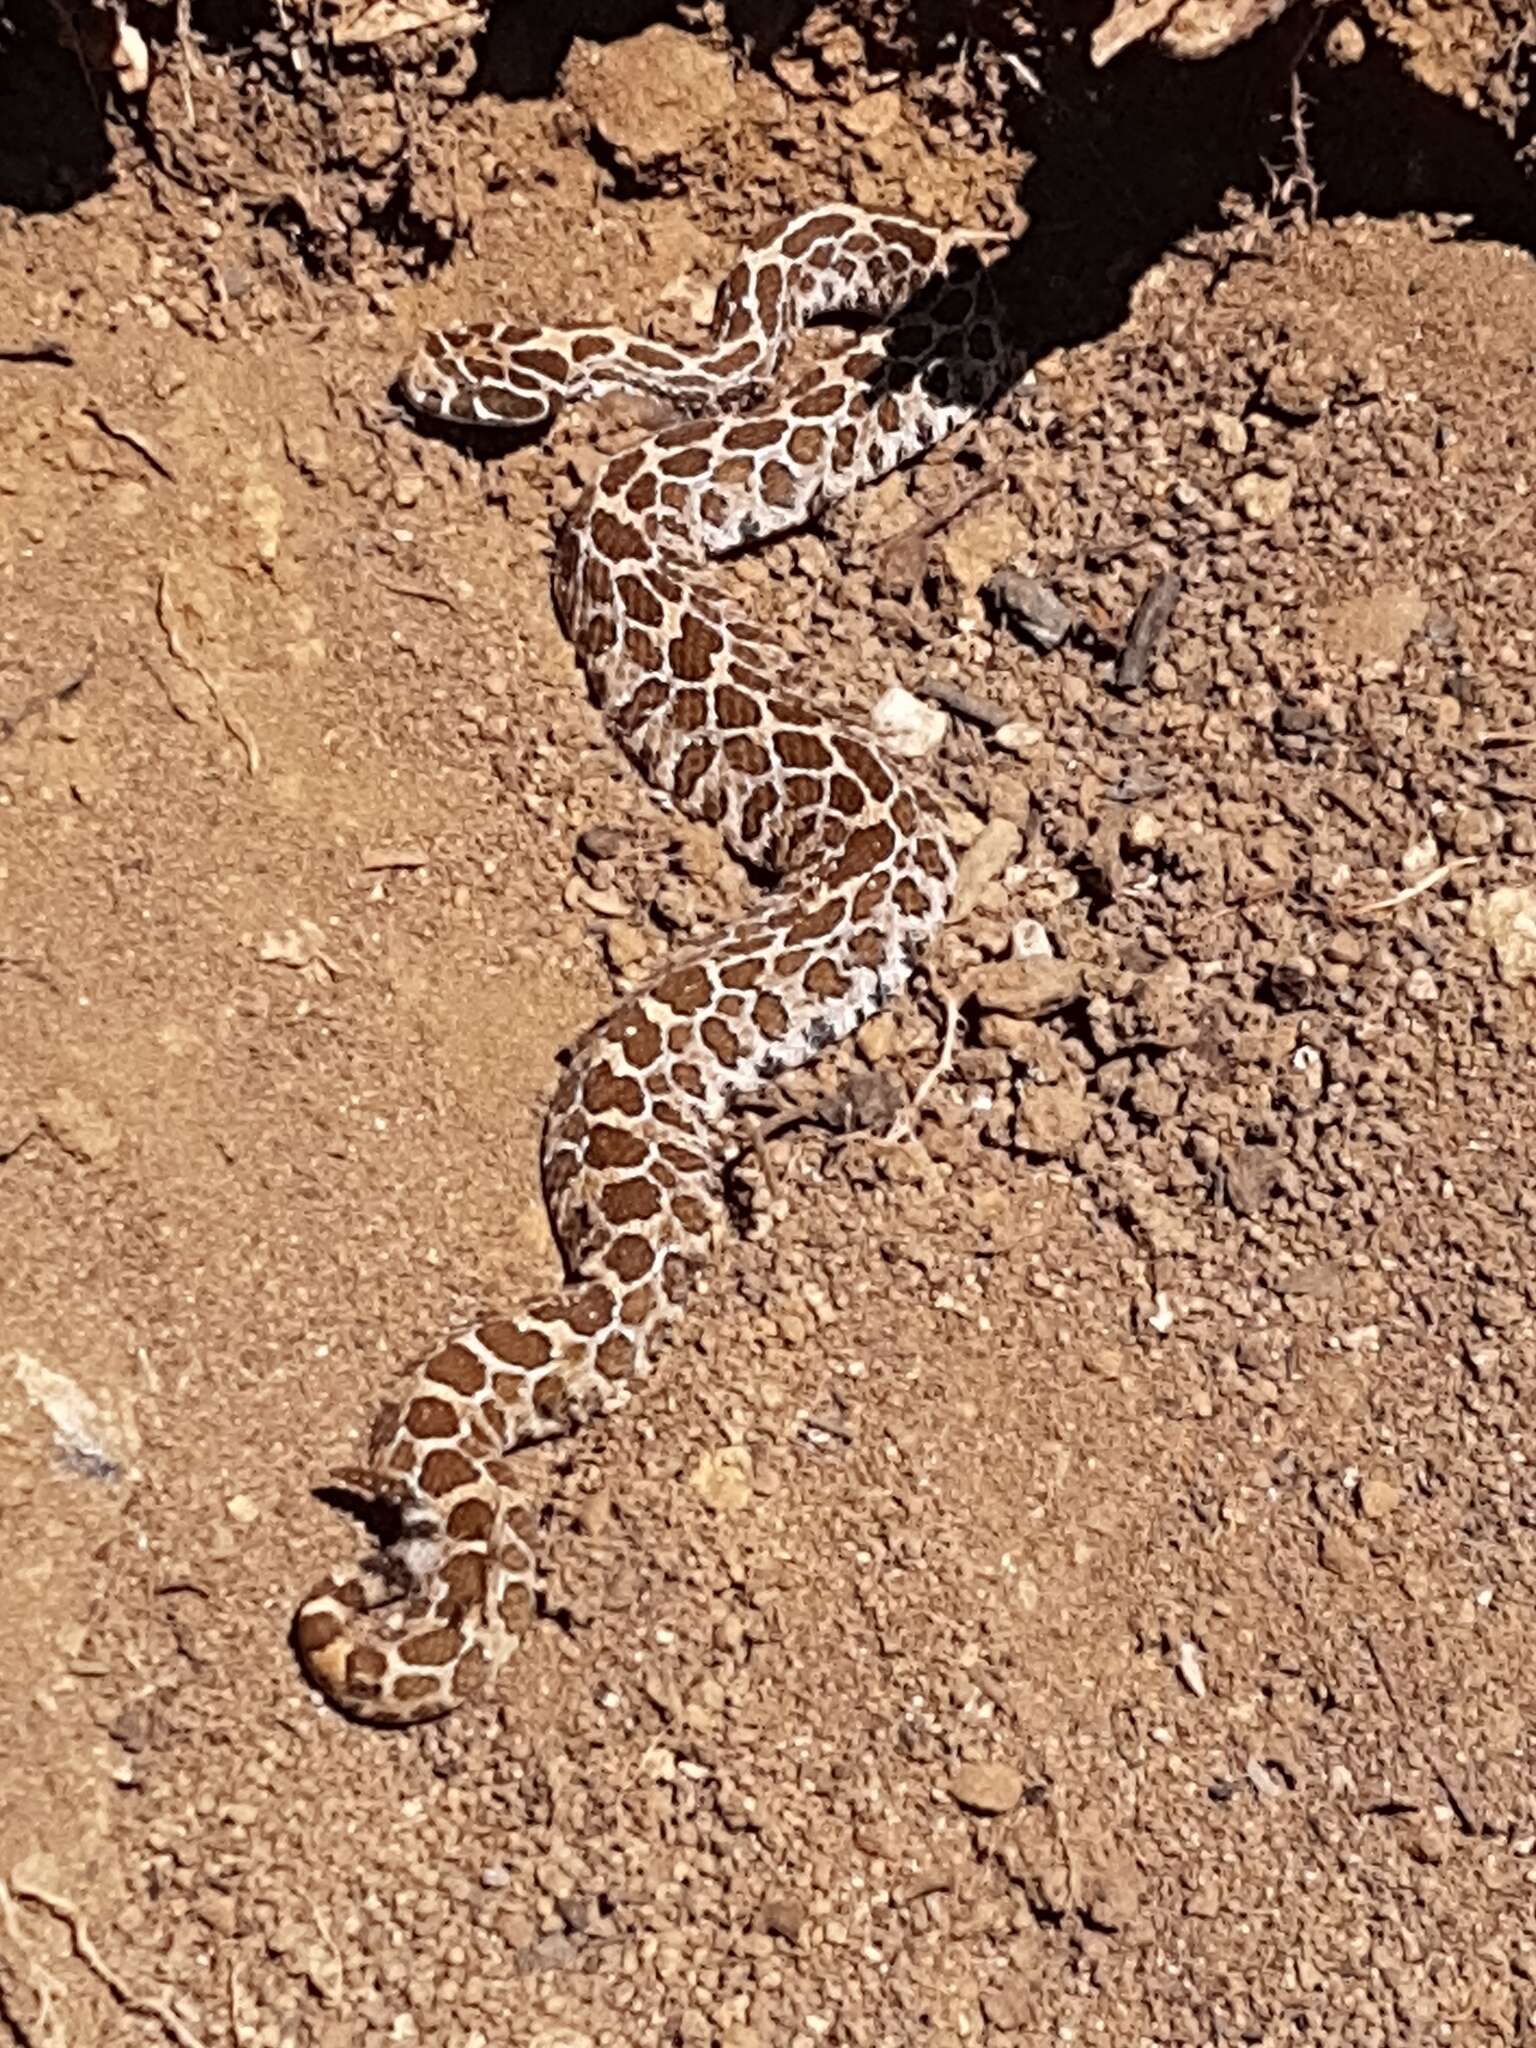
[1319,779,1373,830]
[1359,1628,1482,1836]
[1345,857,1477,919]
[156,567,260,775]
[1477,728,1536,747]
[10,1878,211,2048]
[886,472,1003,553]
[903,988,960,1123]
[915,674,1012,732]
[1115,570,1182,693]
[875,473,1003,589]
[82,403,176,482]
[0,662,91,746]
[0,1877,66,2048]
[377,579,459,610]
[0,338,73,367]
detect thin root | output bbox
[156,567,261,776]
[1345,857,1478,920]
[884,985,961,1150]
[0,1877,66,2048]
[8,1876,211,2048]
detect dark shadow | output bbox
[470,0,1536,377]
[859,7,1536,384]
[0,0,114,210]
[3,0,1532,317]
[314,1478,405,1550]
[1305,34,1536,248]
[475,0,678,102]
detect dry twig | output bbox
[1115,570,1182,693]
[1345,858,1477,920]
[155,567,261,775]
[0,1878,66,2048]
[9,1876,211,2048]
[0,663,92,746]
[914,674,1013,732]
[875,472,1003,591]
[82,403,176,482]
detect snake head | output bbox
[398,321,555,431]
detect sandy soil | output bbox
[4,10,1536,2046]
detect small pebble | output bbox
[948,1761,1024,1814]
[1232,471,1294,526]
[1358,1477,1402,1519]
[871,684,946,758]
[951,818,1023,920]
[1176,1641,1206,1698]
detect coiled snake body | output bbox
[295,208,1015,1723]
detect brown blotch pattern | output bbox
[787,896,844,945]
[406,1396,459,1441]
[795,384,845,419]
[583,1063,646,1117]
[479,1320,554,1371]
[655,962,712,1013]
[421,1447,479,1496]
[674,741,713,802]
[588,1123,650,1170]
[775,729,833,772]
[401,1627,463,1668]
[620,1285,657,1327]
[448,1498,496,1542]
[626,469,660,514]
[853,875,888,921]
[720,953,766,990]
[715,683,762,728]
[532,1373,573,1422]
[700,1016,742,1064]
[428,1345,487,1396]
[723,734,770,776]
[837,739,894,799]
[602,447,647,491]
[617,574,664,625]
[501,1585,537,1631]
[673,1194,715,1236]
[760,462,800,509]
[595,1331,638,1379]
[725,417,787,452]
[741,786,777,844]
[753,991,790,1038]
[829,820,897,884]
[673,687,709,731]
[618,1014,664,1068]
[671,612,724,682]
[589,507,649,564]
[606,1234,655,1282]
[600,1176,663,1225]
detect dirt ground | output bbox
[5,7,1536,2046]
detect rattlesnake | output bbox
[295,207,1016,1723]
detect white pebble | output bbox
[871,685,947,758]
